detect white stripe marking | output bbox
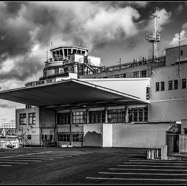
[0,165,12,167]
[109,168,187,171]
[129,159,187,162]
[118,165,187,168]
[86,177,187,181]
[0,162,28,164]
[0,151,52,159]
[99,172,187,176]
[0,159,42,162]
[124,162,187,165]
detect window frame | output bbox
[168,80,173,90]
[128,107,148,122]
[174,80,178,90]
[73,111,87,124]
[160,81,165,91]
[182,79,186,89]
[155,82,159,91]
[107,109,125,123]
[19,113,26,125]
[28,113,36,125]
[89,110,105,124]
[57,113,70,124]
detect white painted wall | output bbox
[112,123,170,148]
[83,78,150,100]
[103,124,112,147]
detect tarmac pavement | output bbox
[0,147,187,184]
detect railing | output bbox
[101,56,166,73]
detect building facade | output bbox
[1,44,187,148]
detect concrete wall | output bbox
[181,119,187,134]
[149,63,187,122]
[149,100,187,122]
[83,124,103,147]
[112,123,170,148]
[83,78,150,100]
[166,45,187,66]
[150,63,187,101]
[16,107,40,145]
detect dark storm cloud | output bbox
[0,55,44,81]
[5,1,26,15]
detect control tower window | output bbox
[55,68,59,75]
[68,49,71,55]
[73,49,76,54]
[64,49,67,57]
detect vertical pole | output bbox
[125,105,129,123]
[70,109,72,146]
[178,33,181,78]
[86,108,89,124]
[105,106,108,123]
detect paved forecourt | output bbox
[0,147,93,167]
[86,157,187,184]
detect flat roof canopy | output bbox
[0,79,149,109]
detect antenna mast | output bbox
[145,7,160,61]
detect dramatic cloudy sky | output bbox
[0,1,187,123]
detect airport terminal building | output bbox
[0,44,187,149]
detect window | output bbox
[73,111,87,124]
[42,134,48,140]
[28,113,36,125]
[161,82,165,91]
[58,133,70,141]
[114,74,119,78]
[89,111,105,123]
[174,80,178,89]
[155,82,159,91]
[58,132,83,142]
[133,71,139,78]
[182,79,186,89]
[140,70,147,77]
[27,135,31,140]
[20,113,26,125]
[43,70,47,77]
[121,74,126,78]
[128,107,148,122]
[54,68,59,75]
[107,109,125,123]
[181,50,183,56]
[57,113,70,124]
[168,81,173,90]
[72,132,83,142]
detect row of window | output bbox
[133,70,147,78]
[57,108,148,124]
[156,79,187,92]
[19,113,36,125]
[103,70,147,78]
[58,132,83,142]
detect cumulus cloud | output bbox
[169,30,187,47]
[0,1,144,85]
